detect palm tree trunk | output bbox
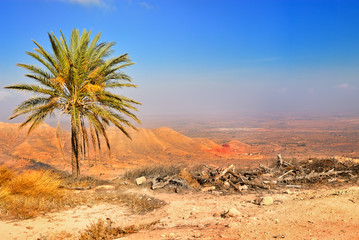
[71,118,80,178]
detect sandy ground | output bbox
[1,186,359,240]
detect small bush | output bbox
[5,170,62,197]
[178,169,201,189]
[118,193,166,214]
[123,164,182,180]
[78,218,114,240]
[55,170,110,188]
[0,167,68,219]
[79,218,158,240]
[0,165,14,185]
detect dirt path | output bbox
[1,186,359,240]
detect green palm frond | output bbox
[5,28,141,177]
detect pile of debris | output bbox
[143,154,359,192]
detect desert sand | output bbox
[0,185,358,239]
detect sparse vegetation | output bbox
[79,218,159,240]
[123,164,182,180]
[0,166,68,218]
[118,193,166,214]
[178,168,201,189]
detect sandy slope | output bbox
[1,186,358,240]
[0,122,261,178]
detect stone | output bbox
[260,197,274,205]
[223,181,230,187]
[284,189,292,194]
[227,207,241,217]
[201,186,216,192]
[211,191,223,196]
[239,185,248,191]
[193,232,201,238]
[135,176,146,185]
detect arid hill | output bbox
[0,122,260,177]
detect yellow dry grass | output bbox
[178,168,201,189]
[0,166,67,219]
[118,193,166,214]
[78,218,159,240]
[0,165,14,185]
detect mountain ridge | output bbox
[0,122,259,177]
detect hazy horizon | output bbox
[1,0,359,125]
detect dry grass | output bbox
[0,165,167,219]
[178,168,201,189]
[37,231,76,240]
[118,193,166,214]
[0,166,70,219]
[79,218,158,240]
[0,165,14,185]
[123,164,182,180]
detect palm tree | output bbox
[5,28,141,178]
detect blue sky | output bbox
[0,0,359,123]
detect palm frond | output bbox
[6,28,140,177]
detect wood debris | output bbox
[149,155,359,192]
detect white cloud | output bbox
[139,1,154,10]
[337,83,349,89]
[60,0,107,7]
[0,91,11,101]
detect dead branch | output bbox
[278,170,295,179]
[228,180,240,191]
[228,170,244,182]
[285,185,302,188]
[151,178,170,190]
[151,177,188,190]
[280,169,352,182]
[259,163,271,173]
[215,164,234,180]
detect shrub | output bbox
[0,167,67,218]
[118,193,166,214]
[0,165,14,185]
[178,169,201,189]
[123,164,182,180]
[79,218,158,240]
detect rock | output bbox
[260,197,274,205]
[284,189,292,194]
[223,181,230,187]
[136,176,146,185]
[193,232,201,238]
[211,191,223,196]
[201,186,216,192]
[221,207,241,218]
[228,207,241,217]
[239,185,248,191]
